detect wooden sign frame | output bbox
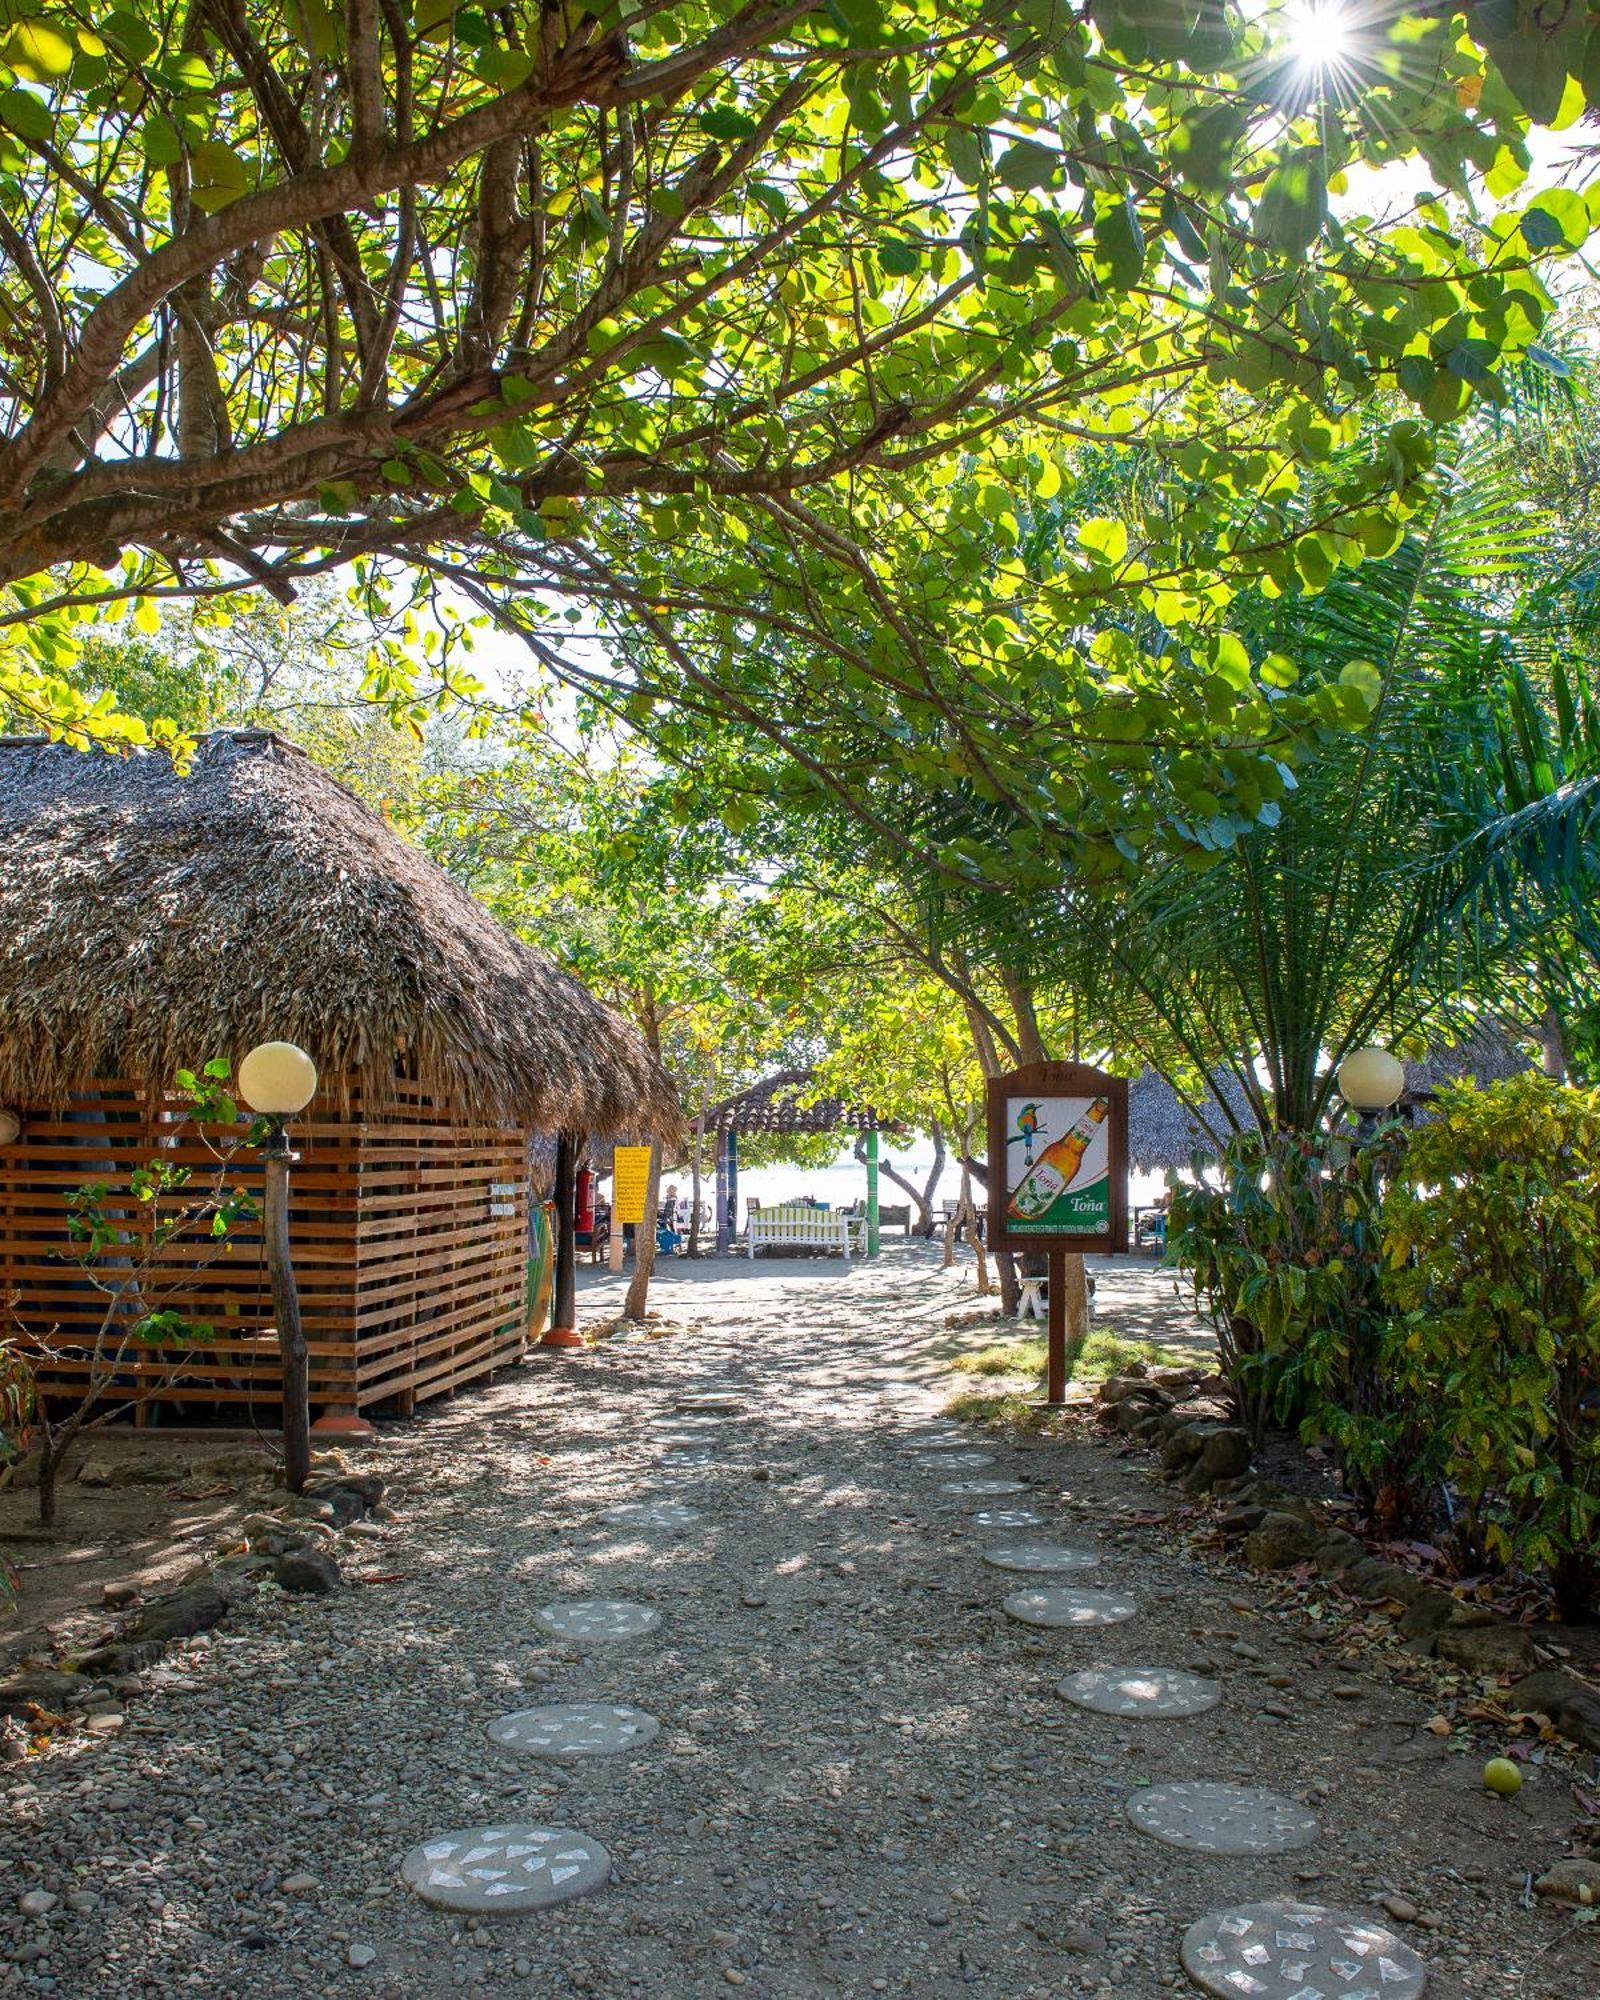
[985,1060,1129,1256]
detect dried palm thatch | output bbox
[1128,1068,1254,1174]
[0,731,678,1135]
[706,1068,886,1136]
[1402,1021,1535,1099]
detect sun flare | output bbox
[1283,0,1352,71]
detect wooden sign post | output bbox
[986,1061,1129,1406]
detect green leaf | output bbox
[1254,152,1327,259]
[189,139,250,212]
[1520,189,1589,253]
[943,123,984,187]
[877,239,920,276]
[2,20,75,80]
[0,85,50,146]
[996,138,1057,191]
[1092,192,1145,290]
[1338,658,1383,711]
[140,112,182,167]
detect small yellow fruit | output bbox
[1482,1757,1522,1796]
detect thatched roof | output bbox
[0,731,677,1134]
[1403,1021,1535,1099]
[705,1067,886,1136]
[1128,1068,1254,1173]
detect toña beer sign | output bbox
[986,1061,1129,1257]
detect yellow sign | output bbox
[611,1146,652,1225]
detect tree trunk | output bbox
[623,1139,663,1321]
[917,1123,947,1236]
[687,1104,705,1258]
[1540,1004,1568,1082]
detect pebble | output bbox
[18,1892,57,1918]
[1381,1893,1420,1923]
[348,1943,378,1969]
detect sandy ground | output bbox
[1,1244,1596,1999]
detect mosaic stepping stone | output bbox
[659,1445,716,1466]
[534,1599,662,1643]
[1180,1900,1427,2000]
[487,1703,660,1761]
[971,1507,1044,1529]
[674,1393,745,1414]
[601,1501,701,1530]
[1056,1667,1221,1719]
[400,1824,610,1913]
[919,1449,994,1469]
[904,1436,982,1453]
[982,1542,1099,1575]
[1003,1586,1137,1629]
[940,1478,1029,1497]
[1126,1782,1319,1856]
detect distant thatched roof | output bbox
[0,731,677,1134]
[1128,1068,1254,1173]
[705,1067,887,1137]
[1403,1022,1535,1099]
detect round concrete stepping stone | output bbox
[659,1445,716,1466]
[904,1436,983,1453]
[674,1393,745,1413]
[534,1599,662,1643]
[601,1501,701,1530]
[919,1449,994,1469]
[1056,1667,1221,1718]
[982,1542,1099,1575]
[1003,1586,1137,1629]
[1181,1900,1427,2000]
[970,1506,1043,1528]
[940,1478,1028,1496]
[487,1703,660,1761]
[400,1824,610,1912]
[1126,1781,1319,1856]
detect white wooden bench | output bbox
[746,1204,862,1260]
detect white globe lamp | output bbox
[1337,1046,1405,1114]
[238,1041,318,1118]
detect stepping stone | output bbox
[1057,1667,1221,1718]
[918,1449,994,1469]
[1125,1782,1319,1856]
[674,1394,745,1414]
[982,1542,1099,1575]
[659,1446,715,1466]
[1003,1587,1136,1629]
[400,1825,610,1912]
[534,1599,662,1643]
[1181,1900,1427,2000]
[904,1437,983,1453]
[487,1703,660,1761]
[940,1479,1028,1497]
[970,1507,1043,1529]
[601,1501,701,1530]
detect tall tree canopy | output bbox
[0,0,1592,720]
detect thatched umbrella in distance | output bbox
[1127,1068,1254,1178]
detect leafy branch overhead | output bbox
[0,0,1589,646]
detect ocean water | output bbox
[664,1142,1166,1219]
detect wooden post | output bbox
[865,1127,881,1257]
[542,1128,582,1347]
[726,1129,739,1244]
[261,1125,310,1493]
[1046,1249,1067,1406]
[714,1126,730,1255]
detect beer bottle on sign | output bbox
[1007,1099,1110,1221]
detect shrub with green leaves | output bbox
[1382,1076,1600,1621]
[1165,1125,1433,1520]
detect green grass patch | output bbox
[947,1327,1194,1388]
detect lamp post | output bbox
[1336,1045,1405,1143]
[239,1041,317,1493]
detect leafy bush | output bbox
[1382,1076,1600,1621]
[1167,1125,1436,1522]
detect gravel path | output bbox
[4,1247,1596,1998]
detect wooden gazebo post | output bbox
[865,1127,881,1256]
[726,1129,739,1245]
[541,1128,583,1349]
[714,1123,730,1255]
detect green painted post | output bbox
[866,1128,881,1257]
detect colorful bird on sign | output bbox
[1012,1101,1044,1164]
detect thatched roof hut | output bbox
[1127,1068,1253,1174]
[704,1067,887,1136]
[1402,1021,1535,1100]
[0,730,676,1421]
[0,730,675,1133]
